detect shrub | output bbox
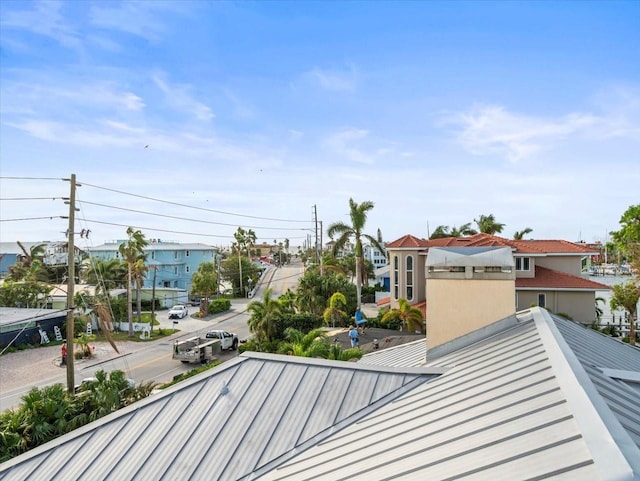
[208,298,231,314]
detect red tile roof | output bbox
[376,297,391,306]
[516,266,611,290]
[386,234,429,248]
[387,233,599,255]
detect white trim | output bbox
[533,307,639,480]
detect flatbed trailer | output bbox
[172,336,220,364]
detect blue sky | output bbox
[1,1,638,249]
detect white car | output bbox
[168,305,189,319]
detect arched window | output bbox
[393,255,399,300]
[406,255,414,301]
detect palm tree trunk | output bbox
[127,265,133,337]
[355,254,362,311]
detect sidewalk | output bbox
[0,313,218,399]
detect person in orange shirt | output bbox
[61,341,67,366]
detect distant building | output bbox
[386,233,611,325]
[87,239,219,294]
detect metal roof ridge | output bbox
[239,351,448,376]
[532,307,640,479]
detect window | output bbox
[537,293,546,308]
[174,267,178,275]
[406,255,414,301]
[186,250,190,257]
[151,251,155,260]
[174,251,178,260]
[393,256,399,300]
[185,266,190,273]
[515,257,530,271]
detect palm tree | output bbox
[277,328,329,357]
[610,281,639,346]
[323,292,348,328]
[513,228,533,240]
[132,257,148,324]
[118,227,148,337]
[595,296,606,321]
[381,298,424,333]
[247,288,282,342]
[429,223,476,239]
[474,214,505,235]
[84,258,126,295]
[327,198,384,312]
[327,343,364,361]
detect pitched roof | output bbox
[387,233,600,256]
[3,310,638,480]
[517,266,611,290]
[0,353,441,481]
[269,309,640,480]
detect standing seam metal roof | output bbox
[0,354,440,481]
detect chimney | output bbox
[425,247,516,353]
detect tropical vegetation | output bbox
[327,198,384,311]
[0,370,155,462]
[381,298,424,333]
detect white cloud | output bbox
[88,2,177,43]
[304,65,358,92]
[0,1,81,49]
[325,128,372,164]
[152,73,214,122]
[442,89,640,162]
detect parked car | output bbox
[168,305,189,319]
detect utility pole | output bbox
[319,220,324,275]
[313,204,319,264]
[150,266,157,334]
[65,174,77,394]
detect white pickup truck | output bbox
[205,330,239,351]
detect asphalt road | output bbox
[1,262,305,410]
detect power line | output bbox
[0,176,65,181]
[79,219,308,240]
[0,197,65,201]
[0,216,65,222]
[81,181,313,223]
[77,200,309,231]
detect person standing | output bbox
[61,341,67,366]
[348,325,360,348]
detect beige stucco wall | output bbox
[516,290,596,324]
[390,250,426,308]
[427,279,516,349]
[535,255,583,276]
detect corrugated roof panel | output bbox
[360,339,426,367]
[261,319,604,480]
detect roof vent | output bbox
[220,381,229,395]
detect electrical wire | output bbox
[77,200,310,231]
[81,181,313,223]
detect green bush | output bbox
[208,298,231,314]
[274,313,323,338]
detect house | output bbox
[87,239,219,294]
[0,242,47,277]
[0,307,67,349]
[363,242,387,269]
[386,233,610,324]
[1,247,639,479]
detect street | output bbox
[0,261,305,411]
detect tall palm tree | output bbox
[513,228,533,240]
[85,258,126,295]
[132,257,148,323]
[327,198,384,312]
[381,298,424,333]
[323,292,348,328]
[118,227,148,337]
[247,288,282,342]
[474,214,505,235]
